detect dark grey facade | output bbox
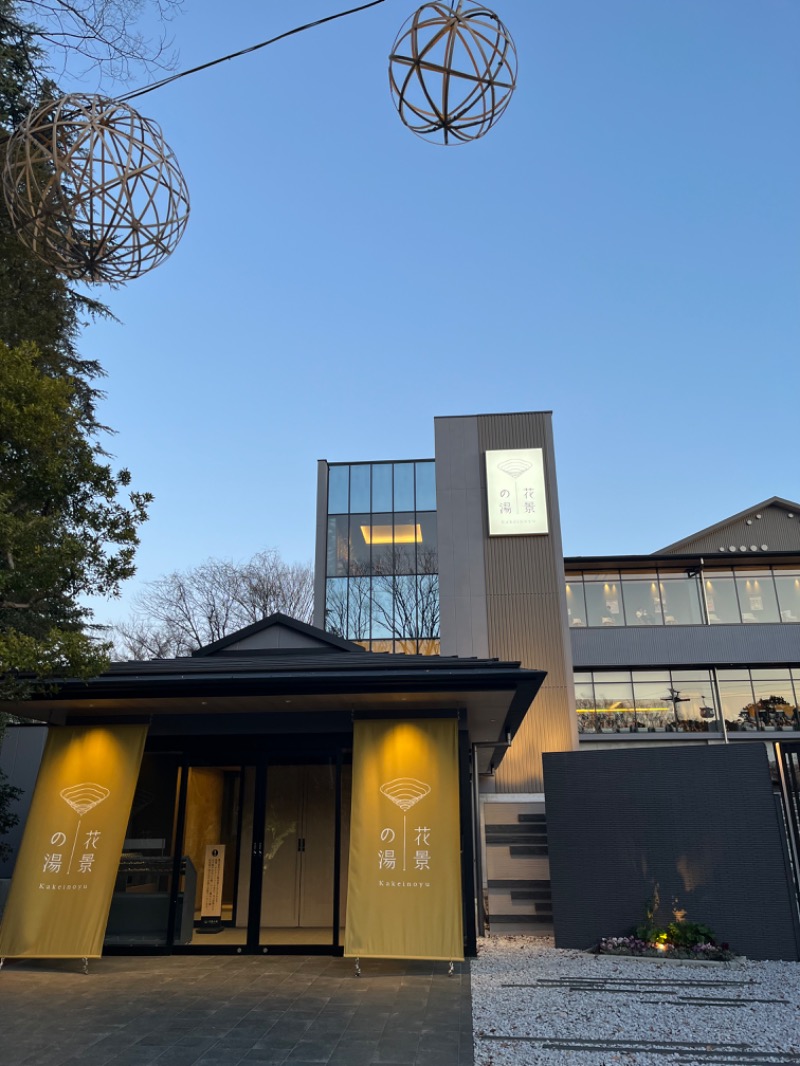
[543,744,800,961]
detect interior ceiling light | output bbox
[361,523,423,544]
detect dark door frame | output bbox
[167,745,349,955]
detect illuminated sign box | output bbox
[485,448,549,536]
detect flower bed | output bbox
[595,934,734,961]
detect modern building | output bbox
[314,413,800,933]
[0,614,543,955]
[315,417,800,751]
[3,409,800,951]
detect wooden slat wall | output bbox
[478,413,578,792]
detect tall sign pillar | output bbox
[435,412,577,793]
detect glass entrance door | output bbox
[176,754,349,952]
[181,764,253,948]
[259,763,336,946]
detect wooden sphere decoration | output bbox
[389,1,517,145]
[3,94,190,282]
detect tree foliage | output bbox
[0,0,117,451]
[113,551,315,660]
[0,340,152,697]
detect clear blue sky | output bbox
[62,0,799,626]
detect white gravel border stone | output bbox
[471,935,800,1066]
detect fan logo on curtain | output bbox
[378,778,432,880]
[345,719,463,961]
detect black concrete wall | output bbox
[543,744,800,961]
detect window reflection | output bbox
[574,670,720,734]
[326,516,349,577]
[565,578,586,628]
[584,574,622,627]
[348,514,370,576]
[323,457,440,653]
[774,570,800,623]
[735,571,779,623]
[621,573,663,626]
[659,574,703,625]
[566,566,800,629]
[372,464,393,512]
[350,465,371,513]
[704,573,740,623]
[328,465,349,514]
[393,463,415,511]
[415,461,437,511]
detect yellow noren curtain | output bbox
[0,724,147,959]
[345,718,463,961]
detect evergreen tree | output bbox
[0,2,153,853]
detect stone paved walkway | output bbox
[0,954,473,1066]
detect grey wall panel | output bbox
[435,416,489,658]
[476,413,578,793]
[663,504,800,555]
[436,412,578,792]
[543,744,800,961]
[571,622,800,669]
[0,726,47,878]
[313,460,329,630]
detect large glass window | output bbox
[592,673,634,732]
[326,515,349,577]
[328,465,349,514]
[717,671,756,731]
[349,465,371,513]
[750,668,798,730]
[704,573,741,624]
[565,577,587,628]
[371,578,395,639]
[323,459,439,654]
[372,464,393,512]
[107,754,181,948]
[415,461,437,511]
[347,576,371,640]
[394,575,418,638]
[621,572,663,626]
[774,570,800,623]
[631,676,672,731]
[393,463,415,511]
[393,511,417,575]
[668,671,718,732]
[584,574,622,627]
[574,674,596,732]
[325,578,348,637]
[566,566,800,628]
[369,512,394,575]
[575,670,720,735]
[659,574,704,625]
[735,570,780,623]
[718,669,800,732]
[417,574,439,638]
[348,514,370,576]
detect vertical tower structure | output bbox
[435,412,578,791]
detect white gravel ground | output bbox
[471,936,800,1066]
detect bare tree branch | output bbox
[111,549,314,660]
[10,0,182,83]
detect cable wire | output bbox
[117,0,390,103]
